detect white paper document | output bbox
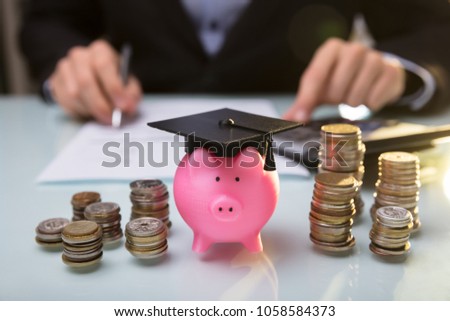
[37,98,309,183]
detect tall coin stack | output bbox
[61,221,103,268]
[369,206,413,256]
[129,180,171,228]
[71,191,101,221]
[371,151,421,232]
[309,172,358,252]
[318,124,365,216]
[84,202,123,244]
[125,217,168,259]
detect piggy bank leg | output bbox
[242,233,263,253]
[192,233,213,253]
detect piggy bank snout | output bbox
[210,195,241,221]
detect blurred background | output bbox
[0,0,35,94]
[0,0,373,96]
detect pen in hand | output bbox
[112,43,132,128]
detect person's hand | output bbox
[49,40,142,124]
[283,38,405,122]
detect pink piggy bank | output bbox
[174,146,279,253]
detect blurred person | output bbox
[20,0,450,124]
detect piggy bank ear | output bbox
[187,148,222,169]
[233,147,264,170]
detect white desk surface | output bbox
[1,95,450,301]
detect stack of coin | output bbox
[309,172,358,252]
[61,220,103,267]
[125,217,168,259]
[84,202,123,244]
[371,151,421,232]
[35,218,70,248]
[129,180,171,228]
[71,191,101,221]
[318,124,365,216]
[369,206,413,256]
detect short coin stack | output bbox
[61,220,103,267]
[35,218,70,248]
[125,217,168,259]
[71,191,101,221]
[369,206,413,256]
[129,180,171,228]
[309,172,359,252]
[371,151,421,232]
[318,124,365,216]
[84,202,123,244]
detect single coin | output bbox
[61,221,101,243]
[85,202,120,216]
[376,206,412,221]
[321,124,361,135]
[36,218,70,235]
[369,241,410,256]
[126,217,166,237]
[71,191,101,208]
[379,151,419,164]
[130,179,166,195]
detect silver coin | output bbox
[376,206,411,219]
[126,217,165,237]
[85,202,120,215]
[36,218,70,235]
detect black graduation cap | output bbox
[147,108,301,171]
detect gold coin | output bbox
[315,172,357,188]
[126,240,168,259]
[379,151,419,164]
[310,234,356,252]
[369,241,410,256]
[310,210,354,224]
[310,230,350,243]
[62,221,102,244]
[321,124,361,135]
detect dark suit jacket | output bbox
[20,0,450,110]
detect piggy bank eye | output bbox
[215,176,220,182]
[235,177,240,182]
